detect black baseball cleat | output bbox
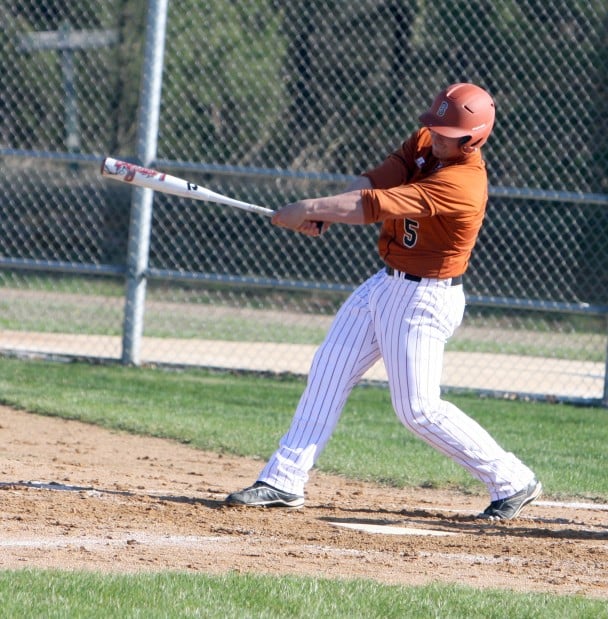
[477,479,542,521]
[224,481,305,508]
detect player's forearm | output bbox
[271,191,366,232]
[311,175,370,223]
[272,175,372,233]
[305,191,366,224]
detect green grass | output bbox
[1,570,607,619]
[447,335,606,362]
[1,356,607,616]
[0,284,330,343]
[0,296,328,343]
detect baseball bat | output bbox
[101,157,274,218]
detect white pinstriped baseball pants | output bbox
[259,269,536,501]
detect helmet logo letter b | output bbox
[437,101,449,117]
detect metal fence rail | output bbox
[0,0,606,406]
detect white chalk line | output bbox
[0,534,234,549]
[536,500,608,511]
[0,534,513,568]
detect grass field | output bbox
[2,570,607,619]
[0,357,607,616]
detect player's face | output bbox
[429,131,464,160]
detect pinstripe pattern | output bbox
[259,269,536,501]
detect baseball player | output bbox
[226,83,542,520]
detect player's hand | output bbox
[300,221,327,236]
[272,202,326,236]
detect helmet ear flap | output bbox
[460,135,482,154]
[459,135,474,153]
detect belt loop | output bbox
[385,266,463,287]
[385,266,421,282]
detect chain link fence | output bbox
[0,0,606,405]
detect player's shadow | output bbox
[0,480,225,509]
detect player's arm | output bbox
[272,177,372,235]
[274,131,424,234]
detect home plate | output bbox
[330,521,456,537]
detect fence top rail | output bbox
[1,149,607,207]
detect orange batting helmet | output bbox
[419,83,495,152]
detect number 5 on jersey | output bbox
[403,218,419,248]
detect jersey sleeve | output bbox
[361,185,430,222]
[414,169,488,219]
[361,156,488,223]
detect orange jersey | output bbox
[361,127,488,278]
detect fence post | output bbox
[121,0,168,365]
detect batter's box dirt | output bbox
[1,406,607,599]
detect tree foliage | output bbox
[0,0,606,192]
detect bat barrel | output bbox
[101,157,274,218]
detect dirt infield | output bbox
[1,406,607,599]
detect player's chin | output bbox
[431,145,444,159]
